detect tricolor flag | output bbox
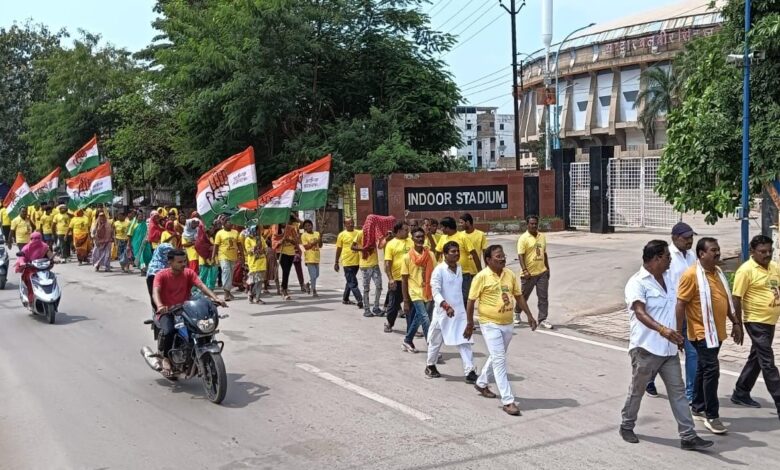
[2,173,35,219]
[65,162,113,210]
[66,135,100,176]
[272,154,332,210]
[196,146,258,226]
[31,168,61,203]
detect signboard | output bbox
[405,185,509,212]
[359,187,369,201]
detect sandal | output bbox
[284,295,292,301]
[342,300,355,305]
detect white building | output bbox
[452,106,532,170]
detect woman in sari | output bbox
[70,209,92,265]
[262,225,280,295]
[147,210,164,250]
[160,220,180,248]
[130,212,152,272]
[195,221,218,291]
[91,212,114,272]
[15,232,54,304]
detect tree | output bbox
[657,0,780,224]
[0,22,64,183]
[634,66,681,149]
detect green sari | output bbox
[130,221,153,269]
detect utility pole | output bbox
[740,0,752,261]
[500,0,526,171]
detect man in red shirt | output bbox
[152,249,226,375]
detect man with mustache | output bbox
[676,237,744,434]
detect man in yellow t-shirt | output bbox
[0,203,11,246]
[52,205,72,260]
[731,235,780,412]
[401,227,436,352]
[383,221,413,332]
[300,220,321,297]
[10,207,34,250]
[435,216,481,305]
[466,245,536,416]
[244,226,268,304]
[460,212,488,266]
[213,221,240,301]
[39,205,55,247]
[354,227,382,317]
[334,218,363,308]
[516,215,552,328]
[422,218,442,254]
[113,212,132,272]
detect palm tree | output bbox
[634,66,681,149]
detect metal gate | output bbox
[569,162,590,228]
[607,157,679,229]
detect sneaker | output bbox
[372,307,383,315]
[383,323,393,333]
[425,365,441,378]
[402,341,417,353]
[730,393,761,408]
[540,320,554,329]
[465,370,478,384]
[704,418,728,434]
[474,384,497,399]
[415,331,424,338]
[503,403,521,416]
[356,302,364,309]
[363,310,374,317]
[690,408,706,422]
[681,436,714,451]
[619,427,639,444]
[645,383,659,398]
[513,316,521,325]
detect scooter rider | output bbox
[151,249,226,376]
[16,232,55,304]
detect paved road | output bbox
[1,237,778,469]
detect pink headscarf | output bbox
[147,210,163,243]
[15,232,49,272]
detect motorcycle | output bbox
[141,298,229,404]
[0,233,8,289]
[18,257,61,324]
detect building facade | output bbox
[452,106,534,170]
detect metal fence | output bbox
[569,162,591,228]
[607,157,679,229]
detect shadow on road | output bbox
[515,396,579,411]
[54,311,91,325]
[154,373,269,408]
[638,432,766,466]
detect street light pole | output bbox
[741,0,751,261]
[500,0,526,171]
[515,48,544,168]
[553,23,595,151]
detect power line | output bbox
[450,12,504,51]
[461,74,512,92]
[446,0,492,35]
[464,79,513,96]
[466,92,512,106]
[427,0,450,17]
[460,66,511,88]
[437,2,474,29]
[451,2,495,36]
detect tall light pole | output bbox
[515,47,544,166]
[500,0,526,171]
[553,23,595,150]
[740,0,752,261]
[541,0,553,170]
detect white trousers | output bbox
[426,320,475,375]
[476,322,515,405]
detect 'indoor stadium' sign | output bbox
[404,185,509,211]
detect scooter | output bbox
[18,257,61,324]
[0,234,8,290]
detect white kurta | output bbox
[431,263,473,345]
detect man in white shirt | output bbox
[425,241,478,383]
[619,240,712,451]
[646,222,698,400]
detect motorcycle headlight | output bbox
[197,318,216,333]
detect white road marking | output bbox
[536,329,764,383]
[296,363,433,421]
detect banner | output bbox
[66,135,100,176]
[235,175,299,226]
[196,146,257,226]
[272,154,332,210]
[65,162,113,210]
[2,173,35,219]
[31,168,61,203]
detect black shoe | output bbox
[619,427,639,444]
[645,383,659,398]
[363,310,374,317]
[425,365,441,378]
[465,371,478,384]
[356,302,364,309]
[681,436,714,451]
[399,312,406,319]
[731,393,761,408]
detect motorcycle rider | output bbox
[16,232,55,304]
[151,248,226,376]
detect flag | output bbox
[2,173,35,219]
[272,154,332,210]
[258,176,298,225]
[196,146,258,226]
[66,135,100,176]
[65,162,113,210]
[30,168,61,203]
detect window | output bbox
[477,125,482,131]
[467,139,472,146]
[577,101,588,112]
[489,122,495,128]
[623,90,638,103]
[599,96,611,106]
[477,156,483,167]
[466,123,472,130]
[499,123,505,130]
[477,141,482,149]
[490,137,496,143]
[500,140,505,146]
[490,150,495,160]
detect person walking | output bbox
[647,222,698,398]
[515,215,552,329]
[435,217,481,304]
[0,202,11,247]
[619,240,714,450]
[383,222,412,332]
[334,218,363,308]
[213,220,240,301]
[426,241,478,383]
[401,227,435,353]
[730,235,780,419]
[113,212,132,273]
[277,217,301,301]
[244,225,268,304]
[91,212,114,272]
[354,228,383,317]
[9,207,33,251]
[53,205,71,262]
[300,220,322,298]
[459,213,488,262]
[467,245,537,416]
[676,237,744,434]
[39,205,54,249]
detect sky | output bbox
[3,0,683,113]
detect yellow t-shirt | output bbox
[280,223,299,257]
[244,236,268,273]
[53,213,71,236]
[464,229,488,271]
[29,208,40,230]
[160,230,175,245]
[214,229,239,262]
[69,216,90,237]
[336,229,361,267]
[517,231,548,276]
[401,250,435,302]
[468,267,521,325]
[39,212,54,235]
[384,237,413,281]
[301,231,321,264]
[678,266,730,342]
[113,220,131,240]
[355,231,378,268]
[423,232,442,250]
[0,207,9,226]
[732,259,780,325]
[10,217,33,244]
[436,232,477,275]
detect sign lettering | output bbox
[404,185,509,212]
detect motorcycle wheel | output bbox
[44,303,56,324]
[201,352,227,404]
